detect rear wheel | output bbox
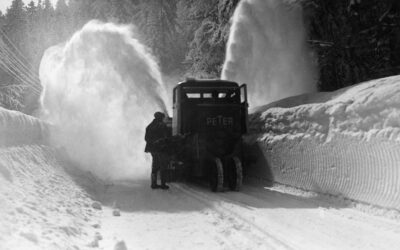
[209,158,224,192]
[228,156,243,191]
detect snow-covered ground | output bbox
[90,180,400,250]
[2,76,400,249]
[0,145,101,249]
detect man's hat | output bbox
[154,112,165,119]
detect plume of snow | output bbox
[39,20,169,180]
[222,0,317,107]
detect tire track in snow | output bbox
[172,183,293,250]
[176,182,400,250]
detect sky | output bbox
[0,0,58,13]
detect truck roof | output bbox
[177,79,239,88]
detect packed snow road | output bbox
[90,180,400,250]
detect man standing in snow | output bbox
[145,112,170,190]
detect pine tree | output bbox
[109,0,136,23]
[37,0,43,10]
[42,0,55,28]
[91,0,136,23]
[24,1,38,64]
[55,0,71,41]
[4,0,27,50]
[178,0,238,77]
[69,0,96,29]
[305,0,400,90]
[91,0,110,21]
[55,0,68,11]
[36,0,55,54]
[0,10,4,32]
[25,1,36,16]
[135,0,179,72]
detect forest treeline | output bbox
[0,0,399,111]
[306,0,400,91]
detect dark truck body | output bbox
[171,79,248,191]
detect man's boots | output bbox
[160,185,169,190]
[160,183,169,190]
[151,173,160,189]
[160,169,169,189]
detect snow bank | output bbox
[247,75,400,210]
[0,145,99,249]
[0,107,48,147]
[0,108,100,249]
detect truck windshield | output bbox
[183,89,239,102]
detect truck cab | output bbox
[172,79,248,191]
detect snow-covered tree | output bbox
[55,0,71,40]
[4,0,27,46]
[179,0,238,77]
[134,0,179,72]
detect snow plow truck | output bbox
[166,79,249,192]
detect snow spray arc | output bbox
[222,0,317,107]
[39,21,169,180]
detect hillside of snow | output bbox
[0,146,102,250]
[246,75,400,210]
[0,109,102,249]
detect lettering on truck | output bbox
[206,116,233,127]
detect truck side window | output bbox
[240,87,246,103]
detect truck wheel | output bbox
[210,158,224,192]
[228,157,243,191]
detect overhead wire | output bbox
[0,61,39,95]
[0,57,41,95]
[0,64,41,96]
[0,48,41,91]
[0,40,41,88]
[0,28,39,80]
[0,34,41,85]
[0,45,41,94]
[0,29,42,95]
[0,38,40,83]
[0,28,34,67]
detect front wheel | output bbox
[209,158,224,192]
